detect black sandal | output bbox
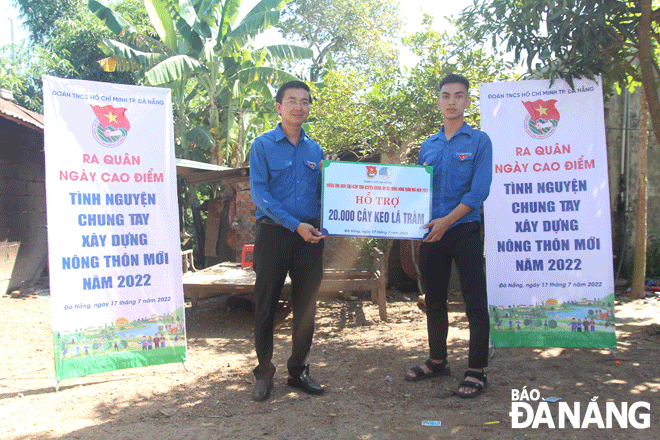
[456,370,487,398]
[405,359,450,381]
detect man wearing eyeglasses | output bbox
[249,80,326,401]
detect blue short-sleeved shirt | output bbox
[417,123,492,228]
[249,123,324,232]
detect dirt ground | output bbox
[1,287,659,440]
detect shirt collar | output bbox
[275,123,308,144]
[431,122,473,141]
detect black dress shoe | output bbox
[252,378,273,401]
[287,366,324,395]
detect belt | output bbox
[257,216,321,229]
[257,216,280,226]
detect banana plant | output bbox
[89,0,312,164]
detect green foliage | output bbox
[0,45,74,112]
[89,0,311,165]
[402,15,518,132]
[307,14,517,163]
[360,237,391,266]
[458,0,658,90]
[491,307,500,323]
[4,0,149,111]
[308,69,400,156]
[278,0,402,81]
[50,2,144,84]
[13,0,81,44]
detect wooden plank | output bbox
[322,269,374,279]
[181,247,388,321]
[317,279,380,291]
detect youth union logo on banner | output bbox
[90,104,131,147]
[366,165,378,178]
[378,167,392,179]
[522,99,560,139]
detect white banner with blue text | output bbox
[480,78,615,349]
[43,76,186,380]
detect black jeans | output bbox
[419,221,489,369]
[252,219,324,378]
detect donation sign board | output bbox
[480,78,615,349]
[321,161,432,239]
[43,76,187,381]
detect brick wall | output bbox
[231,180,257,262]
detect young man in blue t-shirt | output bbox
[405,74,492,398]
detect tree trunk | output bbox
[173,83,190,159]
[629,0,656,299]
[638,0,660,149]
[208,96,220,166]
[629,87,649,299]
[235,111,245,167]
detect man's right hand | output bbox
[296,222,325,243]
[422,217,451,243]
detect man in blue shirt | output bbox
[405,74,492,398]
[249,81,326,401]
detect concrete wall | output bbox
[605,89,660,280]
[0,118,48,294]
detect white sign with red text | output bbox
[321,161,432,239]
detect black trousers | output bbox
[419,221,489,369]
[252,219,324,379]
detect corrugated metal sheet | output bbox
[175,158,249,185]
[0,96,44,131]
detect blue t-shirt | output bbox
[249,124,324,232]
[418,122,492,228]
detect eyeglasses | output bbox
[281,99,311,109]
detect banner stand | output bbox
[489,346,616,361]
[53,360,190,392]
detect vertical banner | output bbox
[43,76,187,381]
[480,78,615,349]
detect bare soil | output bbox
[1,288,659,440]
